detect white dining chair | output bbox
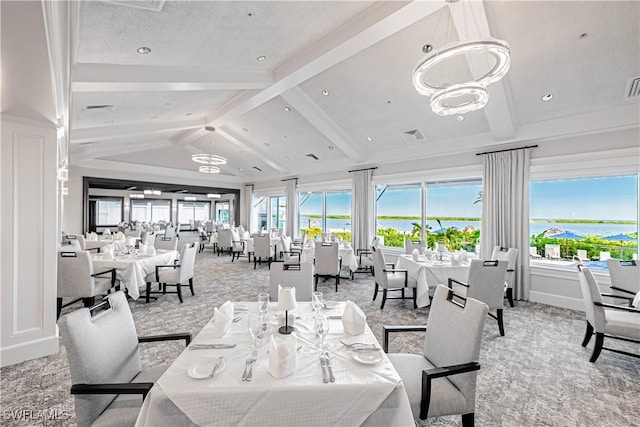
[154,235,178,251]
[490,246,518,307]
[144,243,198,303]
[253,233,274,269]
[606,259,639,302]
[269,262,314,302]
[314,241,341,292]
[371,245,417,309]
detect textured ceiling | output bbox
[68,0,640,183]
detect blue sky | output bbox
[298,175,638,221]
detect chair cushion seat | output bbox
[604,309,640,339]
[388,353,468,419]
[91,364,168,427]
[145,268,180,284]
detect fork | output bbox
[209,356,224,378]
[340,340,378,349]
[243,349,258,382]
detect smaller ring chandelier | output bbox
[192,153,227,165]
[199,165,221,174]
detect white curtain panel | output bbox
[285,179,298,238]
[242,185,253,232]
[351,169,374,254]
[481,149,531,300]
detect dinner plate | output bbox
[323,301,339,309]
[187,358,226,379]
[353,350,383,365]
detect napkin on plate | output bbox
[411,248,420,261]
[268,334,297,379]
[146,245,156,256]
[342,300,366,336]
[102,245,115,260]
[212,301,234,337]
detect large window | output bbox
[298,190,352,240]
[530,175,638,260]
[131,199,171,223]
[178,201,211,224]
[215,201,230,223]
[270,196,287,231]
[252,197,267,232]
[375,179,482,249]
[95,198,122,226]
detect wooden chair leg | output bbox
[146,283,151,303]
[82,297,95,307]
[176,284,184,304]
[462,412,474,427]
[188,277,194,296]
[56,298,62,320]
[314,275,319,291]
[254,257,258,269]
[372,283,378,301]
[381,289,387,309]
[590,332,604,363]
[413,289,417,309]
[506,287,515,307]
[497,309,505,336]
[582,321,594,347]
[335,275,339,292]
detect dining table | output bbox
[91,249,178,300]
[396,254,472,308]
[85,237,128,252]
[135,302,414,427]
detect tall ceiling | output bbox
[69,0,640,183]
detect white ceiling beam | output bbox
[280,87,365,163]
[70,116,207,143]
[72,63,273,92]
[215,128,290,174]
[70,139,173,162]
[449,0,516,140]
[174,1,444,150]
[182,144,250,180]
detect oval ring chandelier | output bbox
[192,153,227,165]
[198,165,221,174]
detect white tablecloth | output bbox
[91,249,178,299]
[300,244,359,273]
[136,302,414,427]
[633,291,640,308]
[85,238,127,251]
[396,255,471,308]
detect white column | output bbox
[1,115,59,367]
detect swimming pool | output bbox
[582,260,608,270]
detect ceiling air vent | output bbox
[85,104,116,111]
[305,153,319,160]
[253,166,263,172]
[401,129,425,143]
[625,77,640,99]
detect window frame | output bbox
[92,196,124,227]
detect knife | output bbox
[189,344,236,350]
[320,354,329,383]
[324,352,335,383]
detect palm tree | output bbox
[474,191,483,205]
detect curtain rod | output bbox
[348,166,378,173]
[280,177,298,182]
[475,145,538,156]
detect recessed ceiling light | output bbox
[247,12,254,17]
[204,126,215,132]
[456,115,465,121]
[322,89,329,96]
[238,168,243,171]
[284,106,291,112]
[366,136,373,142]
[264,142,270,146]
[541,94,553,101]
[328,145,334,150]
[256,55,266,61]
[283,135,287,139]
[579,33,588,39]
[283,156,290,160]
[185,112,192,116]
[137,46,151,54]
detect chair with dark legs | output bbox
[351,237,379,279]
[448,259,508,336]
[490,246,519,307]
[606,259,639,304]
[57,251,117,319]
[59,291,191,426]
[313,241,341,292]
[143,243,197,303]
[383,285,489,427]
[253,234,274,269]
[576,265,640,363]
[371,246,417,309]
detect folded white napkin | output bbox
[411,248,420,261]
[268,334,297,379]
[342,300,366,336]
[146,245,156,256]
[102,245,115,260]
[139,243,148,254]
[450,253,462,266]
[423,248,432,257]
[212,301,234,337]
[460,250,469,263]
[116,231,125,240]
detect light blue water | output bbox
[300,216,637,237]
[583,261,609,270]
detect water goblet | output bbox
[315,315,329,351]
[257,292,270,322]
[311,291,324,318]
[248,313,264,349]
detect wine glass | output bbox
[248,313,264,349]
[311,292,324,318]
[257,293,270,321]
[315,315,329,351]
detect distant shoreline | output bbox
[302,214,636,225]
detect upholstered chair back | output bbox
[142,231,155,245]
[490,246,519,288]
[124,228,141,238]
[577,266,606,332]
[64,234,87,250]
[314,242,339,275]
[163,226,176,238]
[179,243,198,282]
[59,291,141,426]
[58,251,97,298]
[423,285,488,415]
[458,259,508,310]
[217,229,233,249]
[269,263,314,302]
[253,234,272,258]
[155,235,178,251]
[606,259,639,294]
[405,239,424,254]
[371,246,390,289]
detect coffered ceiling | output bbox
[68,0,640,183]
